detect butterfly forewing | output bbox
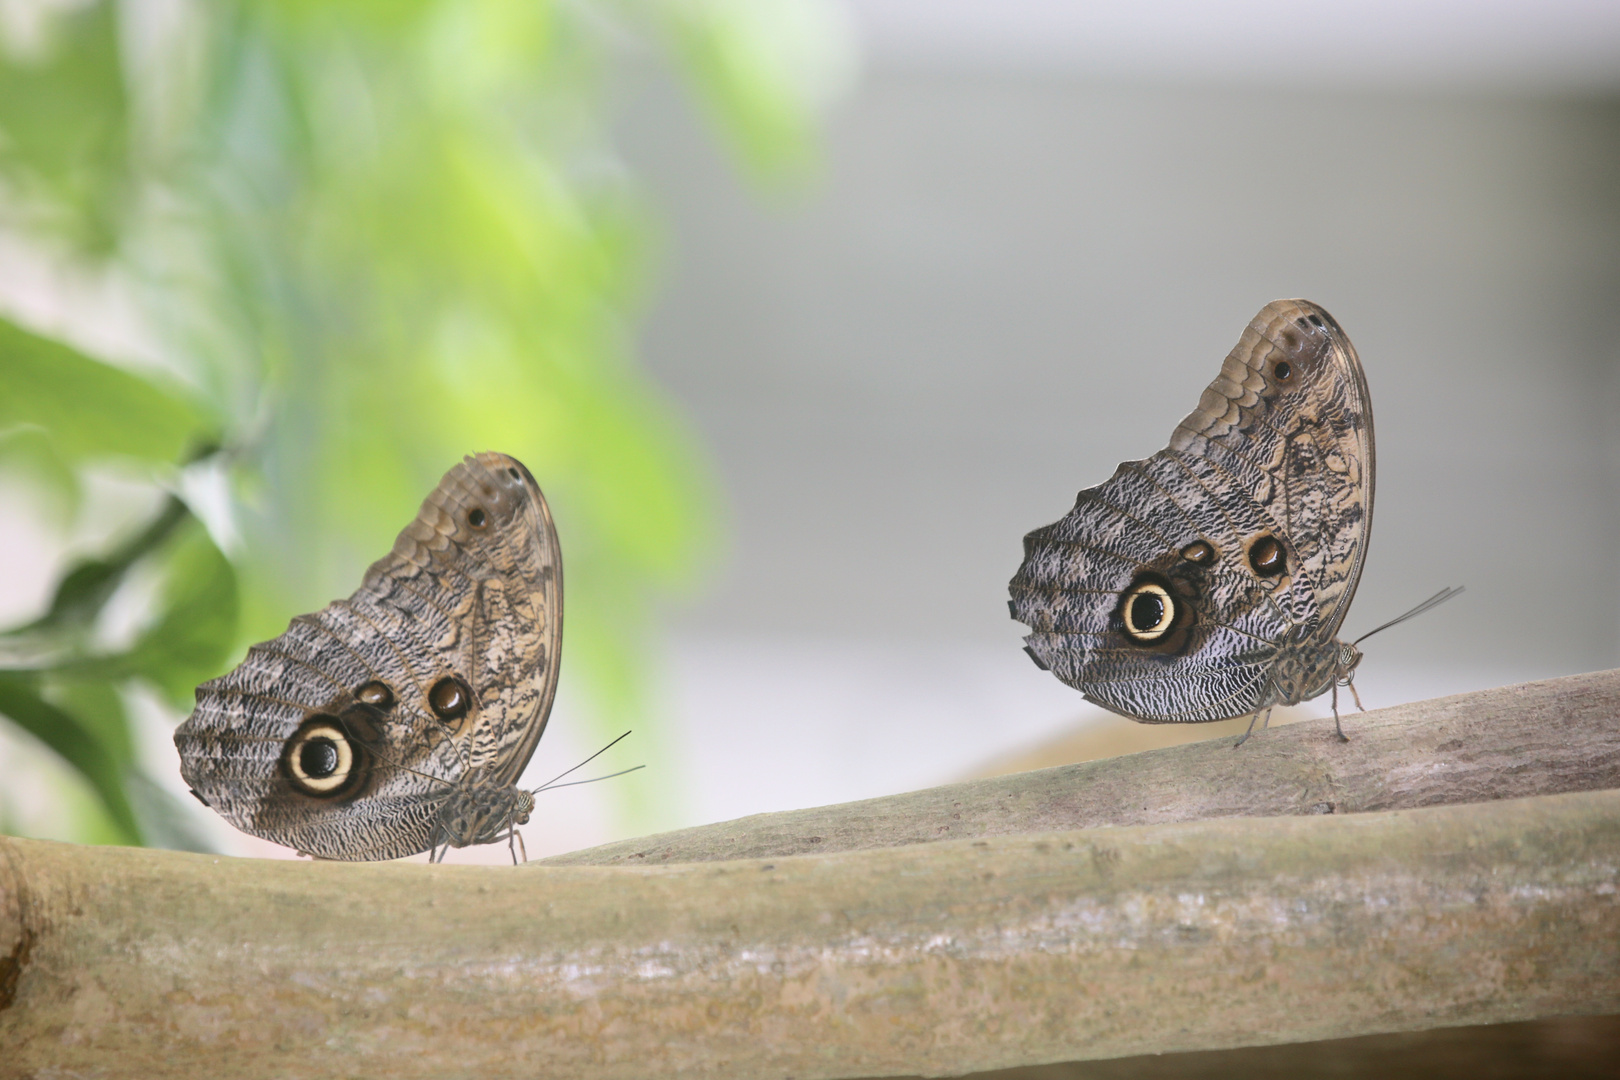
[1169,303,1374,640]
[359,454,562,788]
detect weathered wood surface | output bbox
[2,788,1617,1079]
[0,670,1617,1079]
[546,669,1620,866]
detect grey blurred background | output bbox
[3,1,1618,851]
[621,1,1620,830]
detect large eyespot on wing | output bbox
[1166,299,1373,640]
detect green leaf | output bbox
[0,316,207,468]
[122,521,241,704]
[10,496,192,636]
[0,0,130,251]
[0,671,142,844]
[46,675,136,770]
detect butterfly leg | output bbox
[1330,682,1350,743]
[1233,707,1269,749]
[504,824,530,865]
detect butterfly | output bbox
[1008,299,1451,743]
[175,452,565,860]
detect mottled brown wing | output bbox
[1008,300,1372,722]
[175,452,562,860]
[366,452,563,789]
[1169,301,1374,642]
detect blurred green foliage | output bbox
[0,0,848,847]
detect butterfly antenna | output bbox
[535,765,646,793]
[1352,586,1465,646]
[531,730,635,793]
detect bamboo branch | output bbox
[546,669,1620,866]
[1,670,1617,1079]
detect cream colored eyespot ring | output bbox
[1121,581,1175,643]
[283,720,356,796]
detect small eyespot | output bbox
[429,675,472,723]
[1120,580,1175,643]
[1274,360,1293,381]
[1249,535,1287,577]
[354,680,395,709]
[507,467,521,480]
[468,507,487,528]
[1181,540,1216,565]
[1308,313,1325,328]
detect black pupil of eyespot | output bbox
[1275,361,1291,379]
[508,467,521,480]
[301,738,339,778]
[469,508,486,527]
[1130,592,1165,631]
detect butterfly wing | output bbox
[1170,300,1374,642]
[1009,300,1373,722]
[175,452,562,860]
[372,452,563,791]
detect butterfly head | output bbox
[1335,641,1363,684]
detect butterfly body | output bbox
[176,452,562,861]
[1009,300,1372,727]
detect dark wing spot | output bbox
[355,680,395,709]
[1249,535,1287,577]
[429,675,472,722]
[1181,540,1216,565]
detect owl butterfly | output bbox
[1010,299,1455,743]
[175,452,563,861]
